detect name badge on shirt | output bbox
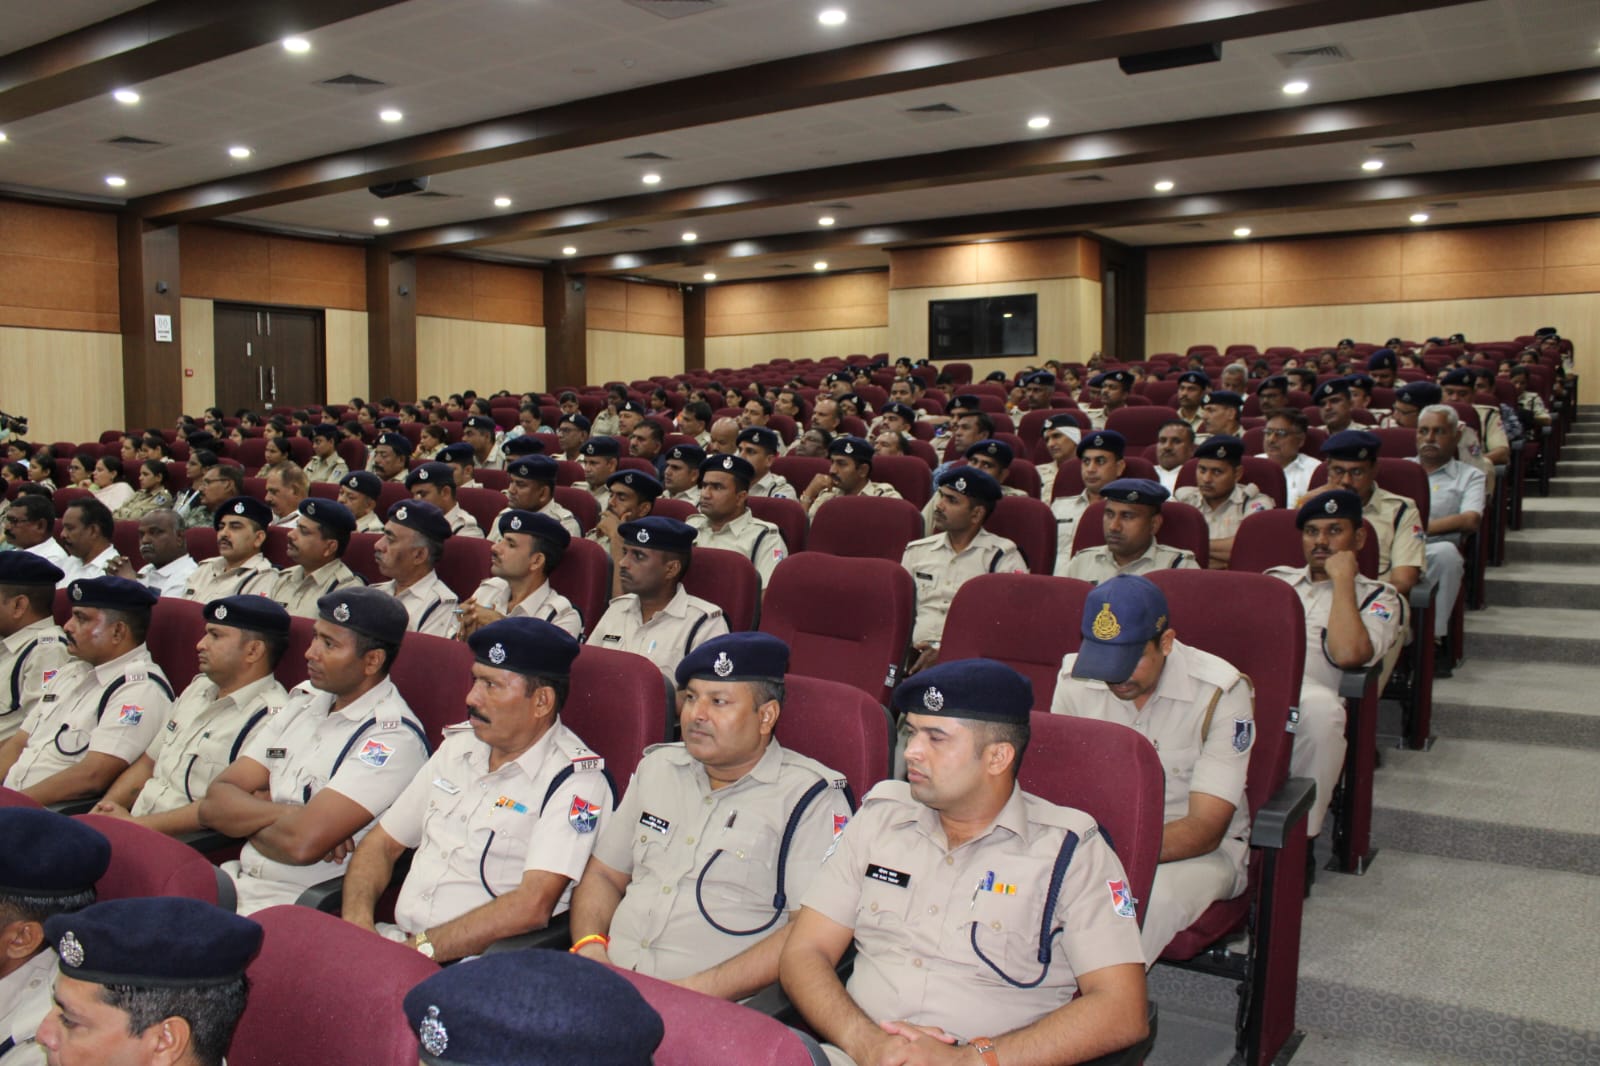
[639,812,671,835]
[601,634,622,645]
[866,863,911,888]
[432,777,461,795]
[914,572,934,582]
[265,747,287,760]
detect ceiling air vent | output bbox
[617,227,652,235]
[1427,202,1459,210]
[1067,174,1108,183]
[904,103,964,121]
[412,191,459,199]
[1178,222,1208,229]
[623,151,673,160]
[317,73,387,92]
[623,0,724,19]
[1275,44,1352,68]
[1370,141,1417,153]
[104,135,166,151]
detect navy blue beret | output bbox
[68,576,157,612]
[1073,575,1170,685]
[1313,378,1352,404]
[0,809,109,896]
[0,551,64,587]
[880,402,917,424]
[936,465,1002,505]
[1097,370,1136,389]
[317,586,410,646]
[1366,349,1397,371]
[1022,371,1055,388]
[1441,369,1475,388]
[827,435,873,460]
[298,498,355,536]
[698,453,754,485]
[617,516,696,554]
[1080,429,1127,458]
[606,470,663,502]
[893,658,1032,723]
[468,617,579,679]
[965,438,1013,465]
[464,415,497,433]
[1100,478,1168,507]
[619,399,645,416]
[1194,435,1245,464]
[1396,382,1442,408]
[1043,414,1082,437]
[341,470,383,500]
[204,595,290,635]
[1338,338,1356,347]
[214,495,273,531]
[950,394,983,411]
[1258,375,1290,393]
[736,426,781,453]
[386,499,453,543]
[675,631,789,688]
[377,416,402,430]
[664,443,706,466]
[46,897,261,988]
[440,442,476,466]
[502,435,546,456]
[495,509,570,549]
[1177,371,1210,388]
[1297,489,1364,529]
[558,412,592,431]
[1321,430,1383,462]
[1201,390,1244,409]
[581,437,619,459]
[507,456,559,483]
[1346,374,1375,392]
[407,462,458,490]
[310,424,339,440]
[377,432,415,455]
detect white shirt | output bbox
[1258,451,1320,506]
[138,554,199,598]
[56,545,119,589]
[22,539,69,571]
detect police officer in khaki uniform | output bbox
[440,440,486,490]
[0,810,110,1066]
[780,659,1148,1066]
[1315,431,1424,596]
[571,633,851,1000]
[492,456,583,542]
[344,617,607,962]
[1173,370,1211,434]
[918,440,1027,535]
[585,518,727,682]
[736,427,796,500]
[304,424,349,484]
[589,470,662,564]
[200,587,430,915]
[1064,479,1200,584]
[1174,436,1274,569]
[1313,378,1356,436]
[1051,430,1126,576]
[1267,491,1403,838]
[901,467,1027,673]
[0,578,173,805]
[0,554,69,746]
[461,511,582,639]
[92,596,290,835]
[800,436,904,518]
[1197,390,1244,444]
[371,499,459,639]
[265,499,364,618]
[181,496,278,603]
[660,443,704,505]
[578,438,619,512]
[337,470,387,534]
[1441,370,1510,466]
[1034,413,1081,503]
[371,431,415,483]
[1086,369,1136,430]
[408,462,484,539]
[1051,576,1253,964]
[462,414,507,472]
[687,454,788,589]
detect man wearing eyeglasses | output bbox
[1256,410,1319,505]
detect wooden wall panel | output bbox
[0,326,124,441]
[415,257,543,326]
[325,309,370,404]
[587,278,682,336]
[417,317,544,398]
[889,238,1098,290]
[705,327,891,367]
[587,330,683,382]
[181,225,365,311]
[179,297,215,416]
[0,201,119,332]
[706,274,887,337]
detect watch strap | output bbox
[971,1037,999,1066]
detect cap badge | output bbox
[713,651,733,678]
[418,468,429,480]
[488,643,507,666]
[234,501,246,514]
[1324,498,1338,515]
[954,477,967,492]
[843,443,854,454]
[636,529,650,544]
[985,444,997,455]
[722,456,734,470]
[59,931,84,968]
[508,515,522,531]
[419,1005,448,1057]
[396,506,408,521]
[1127,490,1140,502]
[71,585,83,602]
[1357,448,1369,459]
[1203,394,1213,404]
[1091,435,1104,447]
[922,686,945,712]
[1092,602,1122,641]
[306,501,318,514]
[333,602,351,623]
[1154,613,1167,635]
[214,605,228,621]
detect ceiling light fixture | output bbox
[493,196,512,208]
[682,231,698,242]
[1153,180,1175,192]
[228,146,252,159]
[641,172,662,185]
[818,9,847,26]
[703,272,718,281]
[813,261,828,271]
[379,108,403,123]
[1361,159,1384,172]
[373,217,390,227]
[282,37,311,53]
[105,175,127,188]
[1282,80,1309,95]
[818,215,835,227]
[1233,226,1252,238]
[113,89,140,104]
[1027,115,1051,130]
[0,133,10,143]
[1409,212,1430,224]
[562,246,578,256]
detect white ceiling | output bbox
[0,2,144,55]
[0,0,1597,279]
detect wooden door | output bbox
[213,304,326,414]
[213,305,266,415]
[261,308,323,409]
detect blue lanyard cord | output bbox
[969,829,1079,989]
[695,777,829,937]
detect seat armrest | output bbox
[1407,575,1437,612]
[293,876,345,913]
[177,828,243,854]
[46,799,96,816]
[1338,665,1380,701]
[482,916,573,955]
[214,867,238,913]
[1249,776,1315,850]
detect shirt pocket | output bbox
[700,826,779,900]
[857,871,914,931]
[477,803,536,895]
[967,887,1047,982]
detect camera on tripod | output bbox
[0,410,29,436]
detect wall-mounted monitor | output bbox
[928,294,1038,359]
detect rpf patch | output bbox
[1107,878,1137,919]
[832,813,849,839]
[357,738,393,767]
[568,795,600,834]
[117,704,143,726]
[1233,718,1254,754]
[41,669,57,686]
[1366,600,1393,622]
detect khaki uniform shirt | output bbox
[0,619,69,745]
[1174,483,1274,542]
[0,949,55,1066]
[1087,406,1110,430]
[593,740,851,980]
[1036,460,1063,503]
[3,646,172,790]
[1267,566,1404,695]
[901,529,1027,646]
[803,781,1144,1043]
[382,720,610,933]
[1363,485,1426,580]
[807,481,902,520]
[749,472,797,501]
[304,454,349,484]
[1063,540,1199,585]
[475,444,507,472]
[371,571,460,639]
[230,677,428,914]
[467,578,582,639]
[581,482,612,514]
[1474,404,1509,458]
[354,510,386,534]
[182,553,277,603]
[489,501,583,542]
[132,673,288,817]
[1050,491,1095,576]
[266,560,364,619]
[1178,409,1207,435]
[1052,642,1252,875]
[686,510,789,588]
[664,487,701,507]
[444,505,484,539]
[586,586,729,681]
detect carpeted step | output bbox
[1487,561,1600,607]
[1462,605,1600,663]
[1431,659,1600,750]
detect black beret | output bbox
[0,809,109,896]
[1022,371,1055,387]
[376,416,402,430]
[619,400,645,416]
[893,658,1032,724]
[310,424,340,440]
[502,435,546,456]
[214,495,273,531]
[1321,430,1383,462]
[68,576,158,612]
[495,509,571,549]
[950,394,984,411]
[1100,478,1168,507]
[1312,378,1353,404]
[298,497,355,536]
[406,462,458,489]
[0,551,64,587]
[385,499,453,543]
[464,415,497,433]
[936,465,1002,505]
[1441,369,1475,388]
[47,897,262,989]
[558,412,592,431]
[1194,435,1245,464]
[1098,370,1136,389]
[1258,375,1290,393]
[675,632,789,688]
[965,438,1013,466]
[698,453,754,485]
[1338,338,1356,346]
[507,456,559,483]
[1043,414,1082,437]
[1346,374,1375,392]
[203,595,290,635]
[581,438,619,459]
[467,617,579,679]
[736,426,781,453]
[827,436,873,460]
[880,402,917,423]
[1366,349,1398,371]
[440,442,477,466]
[1296,489,1364,528]
[1176,371,1210,388]
[317,586,410,646]
[664,443,706,466]
[1202,390,1244,409]
[606,470,663,502]
[341,470,383,500]
[1080,430,1126,458]
[617,517,696,554]
[377,432,415,455]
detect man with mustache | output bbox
[342,617,604,962]
[111,508,197,598]
[181,496,277,602]
[686,455,788,591]
[490,455,582,542]
[585,517,727,682]
[263,499,364,618]
[1050,430,1126,576]
[371,500,458,639]
[799,436,903,519]
[1062,480,1199,584]
[336,470,387,534]
[460,511,582,640]
[0,552,69,746]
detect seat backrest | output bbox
[940,574,1089,710]
[390,632,476,749]
[1070,499,1211,569]
[455,487,506,534]
[436,536,493,601]
[275,615,315,690]
[1228,511,1381,579]
[231,906,438,1066]
[760,554,913,703]
[553,486,599,533]
[549,538,610,636]
[76,813,221,904]
[682,547,760,631]
[1367,428,1418,458]
[566,645,674,786]
[771,455,828,493]
[984,496,1057,575]
[611,968,825,1066]
[261,525,293,569]
[807,495,924,562]
[746,496,808,554]
[146,597,206,691]
[869,455,931,508]
[112,519,142,562]
[0,787,41,808]
[778,675,893,806]
[1019,714,1164,927]
[1106,405,1182,447]
[341,531,382,584]
[336,438,368,474]
[651,498,697,522]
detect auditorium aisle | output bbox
[1147,408,1600,1065]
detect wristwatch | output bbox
[413,931,435,959]
[971,1037,999,1066]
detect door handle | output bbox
[269,366,277,403]
[265,312,271,337]
[258,367,266,402]
[256,311,262,335]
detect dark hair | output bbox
[747,678,785,710]
[745,396,773,415]
[0,582,54,616]
[963,411,995,437]
[3,461,28,481]
[11,493,54,523]
[139,459,167,487]
[1157,419,1195,442]
[520,673,571,713]
[101,977,249,1066]
[684,401,714,426]
[307,513,353,557]
[102,605,152,645]
[209,465,246,494]
[352,631,401,676]
[65,498,114,541]
[974,717,1031,775]
[238,626,289,669]
[0,885,97,926]
[531,533,566,573]
[634,421,664,445]
[1268,408,1309,434]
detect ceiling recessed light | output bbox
[1233,226,1252,238]
[228,146,252,159]
[1361,159,1384,172]
[562,246,578,256]
[818,215,835,227]
[1409,212,1430,224]
[282,37,311,53]
[373,217,390,227]
[493,196,512,208]
[1027,115,1051,130]
[703,272,718,281]
[813,261,828,271]
[641,172,662,185]
[0,132,9,143]
[379,108,403,123]
[818,9,847,26]
[113,89,140,105]
[681,231,698,242]
[1282,80,1309,95]
[105,175,127,188]
[1153,180,1175,192]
